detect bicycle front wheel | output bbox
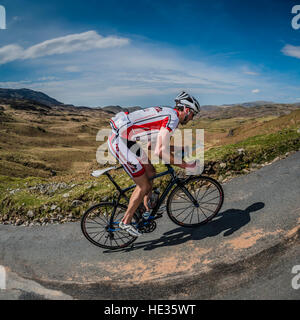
[167,176,224,228]
[81,202,138,250]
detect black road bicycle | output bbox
[81,164,224,250]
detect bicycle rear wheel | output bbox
[81,202,138,250]
[167,176,224,227]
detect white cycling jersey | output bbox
[109,107,179,141]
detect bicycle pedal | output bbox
[155,213,163,219]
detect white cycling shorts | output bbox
[108,131,148,178]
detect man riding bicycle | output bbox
[107,91,201,237]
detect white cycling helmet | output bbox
[175,91,200,114]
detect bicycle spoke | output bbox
[87,229,106,235]
[102,234,109,245]
[171,203,193,212]
[199,205,216,214]
[198,206,208,219]
[198,185,214,202]
[174,191,190,201]
[88,214,107,226]
[174,207,188,218]
[196,180,205,199]
[115,234,129,243]
[189,208,195,224]
[86,217,105,226]
[200,202,219,206]
[196,207,201,223]
[171,200,193,204]
[104,206,113,223]
[200,196,220,205]
[104,206,109,223]
[115,231,133,242]
[93,230,106,243]
[86,220,106,227]
[201,188,218,198]
[174,204,194,219]
[172,204,194,217]
[180,207,195,223]
[112,236,120,247]
[85,225,105,230]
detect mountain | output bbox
[99,105,142,114]
[126,106,143,113]
[201,105,221,111]
[200,103,300,119]
[0,88,144,115]
[99,105,123,114]
[202,101,276,110]
[222,101,275,108]
[0,88,63,107]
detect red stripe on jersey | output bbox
[110,119,118,131]
[123,116,171,139]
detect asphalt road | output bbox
[0,151,300,299]
[212,241,300,300]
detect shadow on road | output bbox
[104,202,265,253]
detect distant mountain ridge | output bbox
[0,88,143,113]
[201,101,275,110]
[0,88,298,115]
[98,105,142,114]
[222,101,275,108]
[0,88,63,107]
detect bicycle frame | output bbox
[104,164,199,222]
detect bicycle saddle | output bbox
[91,166,117,177]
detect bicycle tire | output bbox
[166,176,224,228]
[81,202,138,250]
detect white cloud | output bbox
[64,66,80,72]
[281,44,300,59]
[241,66,260,76]
[244,71,259,76]
[2,34,292,106]
[0,44,24,64]
[0,31,129,65]
[37,76,58,81]
[0,80,32,87]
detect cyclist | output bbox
[107,91,201,237]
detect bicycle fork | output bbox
[178,185,200,207]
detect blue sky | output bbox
[0,0,300,107]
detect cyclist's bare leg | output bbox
[122,173,152,224]
[142,163,156,210]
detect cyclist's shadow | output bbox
[119,202,265,252]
